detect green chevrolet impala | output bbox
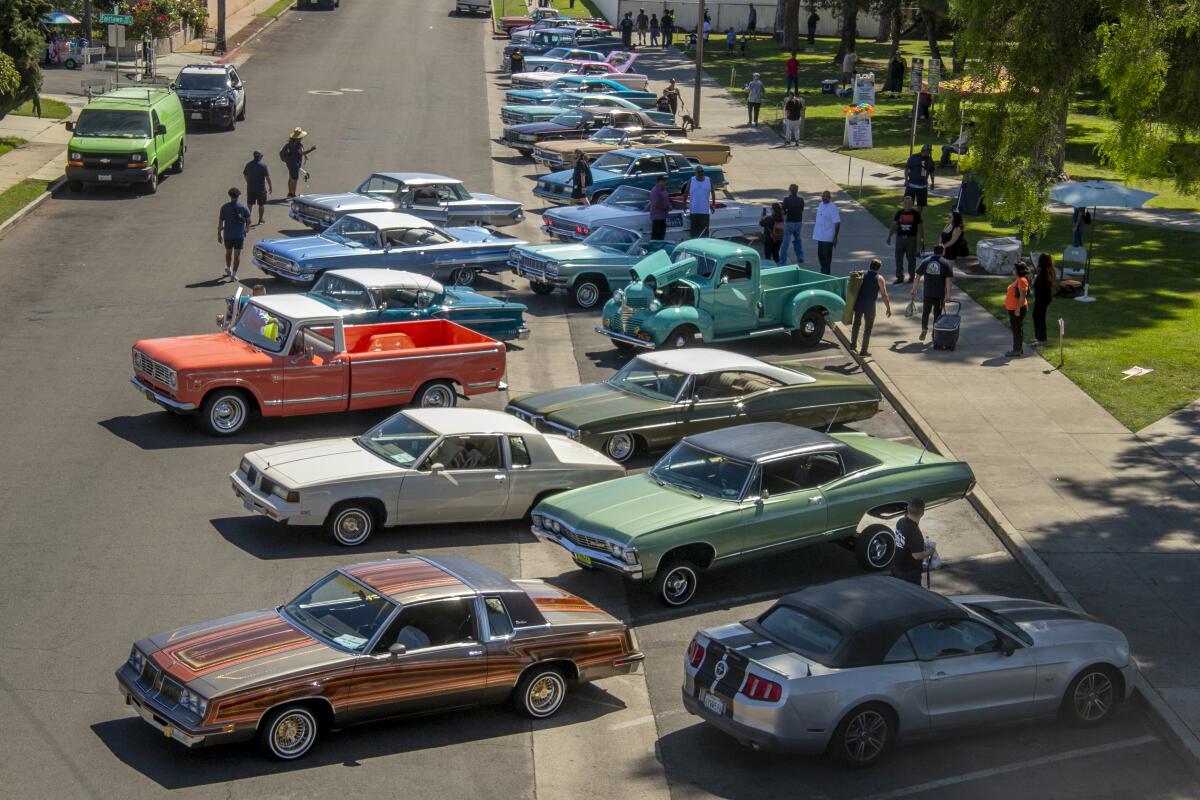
[531,422,976,606]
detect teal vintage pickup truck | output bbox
[596,239,847,350]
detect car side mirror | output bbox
[304,345,315,357]
[216,314,227,328]
[721,275,730,285]
[758,490,770,502]
[65,121,75,131]
[387,643,407,657]
[1000,638,1016,657]
[430,462,445,475]
[155,123,167,136]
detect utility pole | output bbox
[83,0,93,42]
[217,0,228,54]
[691,0,706,128]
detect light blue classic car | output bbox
[504,76,656,109]
[252,211,525,287]
[533,148,727,205]
[500,92,669,126]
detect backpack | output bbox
[279,142,291,163]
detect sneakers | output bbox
[893,278,905,285]
[1004,349,1024,358]
[859,350,870,358]
[919,328,927,341]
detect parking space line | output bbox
[850,735,1159,800]
[609,714,657,731]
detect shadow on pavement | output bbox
[98,406,391,450]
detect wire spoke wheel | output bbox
[263,707,318,759]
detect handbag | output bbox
[772,221,785,238]
[904,299,915,318]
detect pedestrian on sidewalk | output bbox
[682,165,716,238]
[747,4,757,35]
[1032,252,1057,344]
[912,244,953,340]
[783,91,805,144]
[744,72,765,125]
[1004,263,1030,358]
[886,195,923,283]
[281,128,315,199]
[636,9,649,45]
[620,13,635,49]
[903,144,936,207]
[571,151,593,205]
[780,184,805,263]
[841,47,858,91]
[662,11,674,48]
[649,175,672,240]
[217,188,251,281]
[891,498,936,586]
[785,51,800,93]
[849,259,891,356]
[812,190,840,275]
[649,14,660,46]
[242,150,272,226]
[664,78,680,116]
[760,203,784,262]
[807,10,819,44]
[508,49,525,75]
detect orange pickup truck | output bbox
[131,294,507,435]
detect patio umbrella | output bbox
[42,12,81,24]
[1048,180,1158,302]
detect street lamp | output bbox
[691,0,705,128]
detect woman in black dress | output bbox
[1032,251,1057,344]
[939,210,968,260]
[759,203,784,262]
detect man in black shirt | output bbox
[780,184,805,263]
[891,498,936,585]
[912,244,953,340]
[885,195,923,283]
[571,151,592,205]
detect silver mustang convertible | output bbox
[231,408,625,546]
[683,577,1135,767]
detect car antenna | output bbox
[917,441,927,464]
[824,406,839,434]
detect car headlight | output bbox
[214,96,231,107]
[178,687,208,717]
[239,458,251,475]
[613,288,625,304]
[128,153,145,162]
[128,646,145,674]
[532,513,545,528]
[508,247,520,261]
[544,261,559,278]
[609,543,639,565]
[70,151,82,160]
[649,299,662,312]
[271,483,300,503]
[550,520,562,533]
[165,368,178,390]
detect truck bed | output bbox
[760,265,847,321]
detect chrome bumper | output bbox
[516,326,531,341]
[230,471,303,524]
[288,207,333,228]
[131,376,195,412]
[540,224,584,240]
[115,671,238,749]
[530,523,643,578]
[252,256,316,283]
[594,327,656,349]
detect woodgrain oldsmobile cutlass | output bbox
[506,349,880,463]
[116,556,643,759]
[231,408,624,546]
[684,577,1134,766]
[131,295,506,435]
[531,423,975,606]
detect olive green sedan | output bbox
[505,349,881,463]
[530,422,976,606]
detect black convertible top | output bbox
[686,422,838,463]
[769,576,967,668]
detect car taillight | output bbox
[542,215,552,226]
[575,224,588,236]
[686,639,705,668]
[742,674,783,702]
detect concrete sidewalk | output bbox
[632,44,1200,769]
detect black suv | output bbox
[175,63,246,130]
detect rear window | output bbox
[758,605,843,661]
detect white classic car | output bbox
[231,408,625,546]
[541,185,764,243]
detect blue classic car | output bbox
[533,148,728,205]
[252,211,524,287]
[504,76,657,109]
[500,92,664,126]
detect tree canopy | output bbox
[0,0,53,119]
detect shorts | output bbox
[224,237,244,251]
[246,191,267,206]
[904,185,929,206]
[286,163,301,180]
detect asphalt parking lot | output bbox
[0,1,1197,798]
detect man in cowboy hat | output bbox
[281,127,316,199]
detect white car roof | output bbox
[253,294,339,320]
[640,349,770,374]
[405,408,538,436]
[343,211,439,229]
[324,269,444,294]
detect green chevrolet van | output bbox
[65,86,186,194]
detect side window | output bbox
[908,620,1001,661]
[411,186,441,206]
[632,157,665,175]
[719,261,753,284]
[484,597,514,638]
[381,287,419,308]
[803,452,844,487]
[424,435,502,471]
[693,371,779,401]
[151,110,161,133]
[508,436,531,468]
[883,633,917,663]
[669,155,692,171]
[759,455,810,496]
[376,598,477,653]
[290,325,336,356]
[433,184,457,203]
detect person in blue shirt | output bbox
[218,187,252,281]
[904,144,936,207]
[242,151,273,226]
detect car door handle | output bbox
[929,671,948,681]
[494,473,506,480]
[468,649,484,656]
[809,496,823,504]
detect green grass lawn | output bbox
[0,179,51,227]
[492,0,601,19]
[258,0,293,19]
[851,185,1200,431]
[10,98,71,120]
[0,137,25,158]
[708,38,1200,212]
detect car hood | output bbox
[140,609,347,695]
[248,438,403,487]
[296,192,392,213]
[443,288,524,310]
[511,381,665,430]
[68,135,152,154]
[956,596,1128,649]
[543,166,623,185]
[257,234,362,261]
[518,242,615,262]
[540,474,732,544]
[135,333,274,373]
[509,120,574,135]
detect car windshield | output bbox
[583,226,639,250]
[589,126,629,143]
[176,73,229,90]
[283,572,396,652]
[963,603,1035,646]
[311,273,372,310]
[547,62,577,73]
[673,248,719,280]
[758,605,844,660]
[358,413,439,466]
[555,96,586,109]
[542,47,570,58]
[230,302,291,352]
[323,215,380,248]
[592,152,634,173]
[549,111,586,127]
[73,108,150,138]
[550,78,578,91]
[355,174,403,198]
[605,185,650,208]
[650,441,754,500]
[608,356,688,401]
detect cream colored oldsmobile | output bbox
[231,408,624,546]
[533,128,733,169]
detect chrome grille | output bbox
[623,294,650,309]
[244,465,259,487]
[563,527,612,554]
[133,351,176,388]
[260,476,279,498]
[254,247,297,273]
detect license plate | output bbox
[574,554,592,567]
[667,213,683,228]
[701,691,726,716]
[97,174,112,181]
[191,112,203,119]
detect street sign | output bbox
[99,13,133,25]
[909,57,924,93]
[107,24,126,48]
[928,59,942,95]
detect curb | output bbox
[0,175,66,241]
[831,320,1200,778]
[215,6,284,64]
